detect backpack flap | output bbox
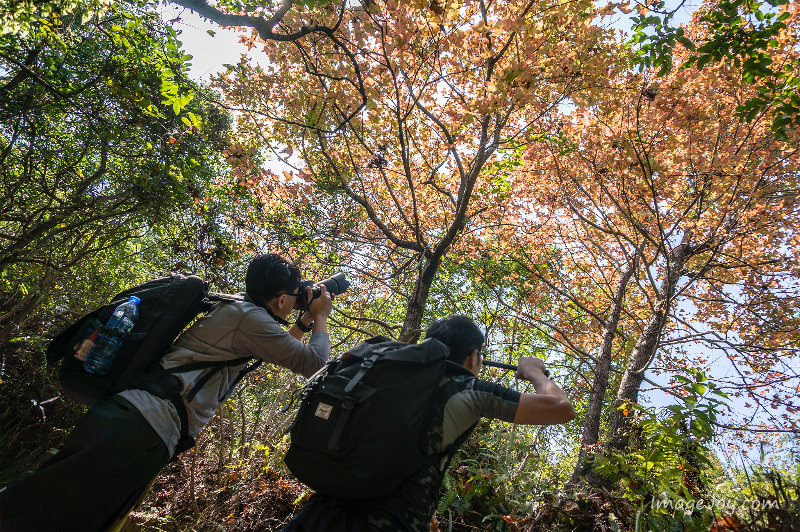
[290,374,377,455]
[342,337,448,365]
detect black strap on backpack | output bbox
[133,356,264,459]
[326,349,387,450]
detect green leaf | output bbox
[676,36,696,52]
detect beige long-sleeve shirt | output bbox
[119,296,329,456]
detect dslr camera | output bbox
[293,273,350,310]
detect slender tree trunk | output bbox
[570,256,637,484]
[0,263,66,344]
[0,292,44,345]
[0,48,40,95]
[215,413,227,484]
[0,227,101,345]
[602,239,692,459]
[238,388,248,455]
[399,255,442,344]
[190,448,200,516]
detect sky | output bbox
[159,4,250,83]
[163,2,704,82]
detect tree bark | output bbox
[569,255,637,484]
[399,255,442,344]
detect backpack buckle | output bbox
[345,353,382,394]
[361,352,382,369]
[342,396,356,410]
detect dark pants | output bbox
[0,396,170,531]
[283,498,372,532]
[283,495,409,532]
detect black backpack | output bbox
[46,273,261,454]
[284,335,450,500]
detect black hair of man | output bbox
[423,315,484,365]
[245,253,301,305]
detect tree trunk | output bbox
[0,291,44,345]
[602,239,692,458]
[569,256,637,484]
[398,255,442,344]
[0,227,102,346]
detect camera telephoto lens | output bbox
[295,273,350,310]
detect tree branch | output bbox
[171,0,342,42]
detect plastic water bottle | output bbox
[83,296,140,375]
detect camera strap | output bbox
[262,302,291,326]
[243,291,292,326]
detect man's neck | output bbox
[248,292,291,326]
[264,304,290,326]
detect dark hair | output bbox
[423,315,484,365]
[245,253,301,304]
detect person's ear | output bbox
[276,294,288,310]
[464,348,479,372]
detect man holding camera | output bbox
[0,253,334,531]
[283,315,575,531]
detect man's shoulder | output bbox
[440,373,521,408]
[472,378,520,400]
[207,297,271,322]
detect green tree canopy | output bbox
[0,1,235,343]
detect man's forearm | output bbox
[289,311,315,340]
[312,317,328,335]
[528,372,570,404]
[513,372,575,425]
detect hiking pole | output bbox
[482,359,549,377]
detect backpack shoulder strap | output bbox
[147,356,257,402]
[136,355,262,459]
[343,347,391,394]
[324,349,389,450]
[207,292,244,303]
